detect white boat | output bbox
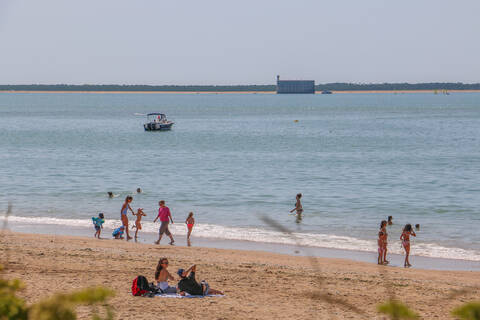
[144,113,174,131]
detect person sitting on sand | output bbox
[155,257,177,293]
[132,208,146,239]
[290,193,303,215]
[121,196,135,241]
[153,200,175,245]
[112,226,125,239]
[92,213,105,239]
[401,224,416,268]
[177,265,223,296]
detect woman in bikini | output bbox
[121,196,134,240]
[155,257,177,294]
[380,220,389,264]
[185,212,195,242]
[400,224,416,267]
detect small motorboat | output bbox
[144,113,174,131]
[321,90,333,94]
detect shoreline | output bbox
[1,89,480,94]
[7,220,480,271]
[2,231,479,319]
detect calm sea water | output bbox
[1,92,479,260]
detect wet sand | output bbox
[9,221,480,272]
[1,232,479,319]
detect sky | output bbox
[1,0,479,85]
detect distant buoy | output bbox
[294,120,299,123]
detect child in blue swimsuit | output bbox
[112,226,125,239]
[92,213,105,239]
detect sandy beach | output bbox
[1,232,479,319]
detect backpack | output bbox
[132,275,150,296]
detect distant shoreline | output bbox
[2,89,480,94]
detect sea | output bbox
[1,92,479,262]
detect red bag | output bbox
[132,276,149,296]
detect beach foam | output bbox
[5,215,480,262]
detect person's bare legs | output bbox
[168,234,175,245]
[122,219,132,241]
[383,247,389,264]
[207,288,223,295]
[405,245,411,267]
[187,228,192,240]
[155,233,163,244]
[403,244,410,267]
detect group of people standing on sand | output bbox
[378,216,418,268]
[92,191,195,245]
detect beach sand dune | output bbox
[1,232,479,319]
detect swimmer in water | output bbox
[387,216,393,225]
[290,193,303,215]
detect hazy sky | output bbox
[1,0,479,85]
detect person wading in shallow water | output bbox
[401,224,416,268]
[290,193,303,222]
[121,196,134,240]
[154,200,175,245]
[380,220,389,264]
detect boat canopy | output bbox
[147,113,166,116]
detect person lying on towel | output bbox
[177,265,223,296]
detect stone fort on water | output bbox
[276,75,315,94]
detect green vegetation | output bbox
[0,266,114,320]
[316,82,480,91]
[377,299,419,320]
[452,302,480,320]
[1,83,480,92]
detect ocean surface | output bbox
[1,92,479,261]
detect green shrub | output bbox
[452,302,480,320]
[0,265,114,320]
[377,299,419,320]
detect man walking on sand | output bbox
[154,200,175,245]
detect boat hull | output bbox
[144,122,174,131]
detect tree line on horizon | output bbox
[1,83,480,92]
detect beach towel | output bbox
[155,293,225,299]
